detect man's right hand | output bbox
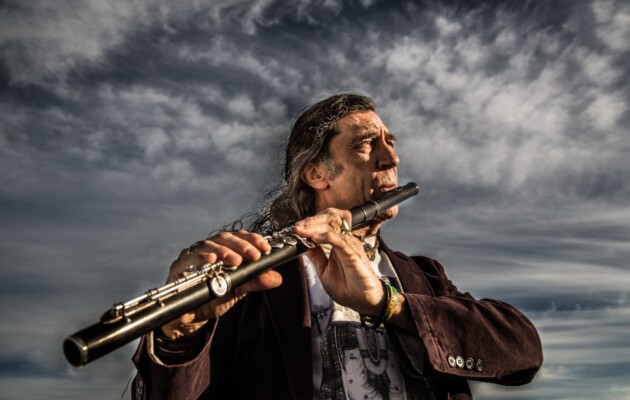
[160,230,282,340]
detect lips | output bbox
[371,182,398,200]
[378,183,398,192]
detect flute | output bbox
[63,182,420,367]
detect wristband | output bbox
[360,280,398,329]
[383,282,399,322]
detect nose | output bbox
[376,138,399,171]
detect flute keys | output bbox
[210,274,232,297]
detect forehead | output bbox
[336,111,386,136]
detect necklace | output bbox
[353,234,379,261]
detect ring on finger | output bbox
[186,240,204,256]
[340,220,352,237]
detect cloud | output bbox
[0,0,147,85]
[0,0,378,87]
[0,1,629,399]
[373,5,629,202]
[591,0,630,53]
[472,304,630,399]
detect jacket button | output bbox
[455,356,464,368]
[476,358,484,372]
[447,355,456,368]
[465,358,474,370]
[136,377,144,399]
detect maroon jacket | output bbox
[132,240,542,399]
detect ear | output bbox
[301,162,329,190]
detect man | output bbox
[132,93,543,399]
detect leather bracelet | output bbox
[383,285,397,322]
[360,280,398,329]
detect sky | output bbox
[0,0,629,399]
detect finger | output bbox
[195,270,283,320]
[235,270,283,295]
[294,210,343,232]
[207,232,269,262]
[294,209,352,242]
[179,245,193,259]
[167,252,219,282]
[307,222,358,250]
[230,230,272,255]
[179,239,235,263]
[183,238,248,268]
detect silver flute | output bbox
[63,182,420,367]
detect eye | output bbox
[354,140,372,151]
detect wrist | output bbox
[360,280,399,329]
[161,319,208,340]
[363,281,387,317]
[153,324,210,364]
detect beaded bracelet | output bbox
[360,280,399,329]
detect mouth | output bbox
[371,182,398,199]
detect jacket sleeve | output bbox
[131,319,217,400]
[388,254,543,386]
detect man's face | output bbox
[316,110,400,221]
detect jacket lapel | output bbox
[262,258,313,400]
[379,238,435,296]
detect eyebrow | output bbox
[350,131,398,147]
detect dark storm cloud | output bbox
[1,0,629,399]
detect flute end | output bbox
[63,335,88,368]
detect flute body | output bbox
[63,182,419,367]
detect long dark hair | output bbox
[248,93,375,233]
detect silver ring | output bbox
[340,220,351,236]
[186,240,204,256]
